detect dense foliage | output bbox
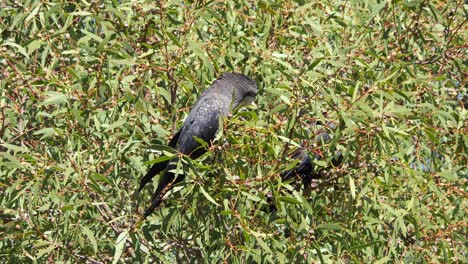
[1,0,466,262]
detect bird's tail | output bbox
[138,159,170,192]
[143,159,184,218]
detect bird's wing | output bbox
[177,96,221,157]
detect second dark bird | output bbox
[139,72,258,218]
[280,130,343,189]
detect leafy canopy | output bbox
[0,0,466,263]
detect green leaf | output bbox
[278,196,302,205]
[143,155,176,166]
[71,108,87,127]
[82,226,98,253]
[348,240,383,251]
[32,128,58,139]
[255,237,272,254]
[384,126,409,136]
[40,92,68,106]
[349,176,356,199]
[70,11,93,16]
[89,172,113,185]
[437,171,458,181]
[36,245,56,259]
[166,31,181,47]
[25,4,41,22]
[104,118,127,131]
[316,223,342,231]
[27,39,44,55]
[277,136,301,147]
[0,151,24,169]
[0,143,29,153]
[4,42,29,59]
[355,101,375,118]
[112,230,128,264]
[199,185,219,206]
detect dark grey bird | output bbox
[280,130,343,188]
[280,148,316,184]
[139,72,258,218]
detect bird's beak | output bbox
[233,95,256,113]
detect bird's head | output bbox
[220,72,258,109]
